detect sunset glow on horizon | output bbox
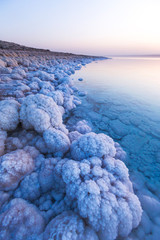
[0,0,160,56]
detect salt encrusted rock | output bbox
[43,128,70,156]
[20,94,63,133]
[0,149,35,191]
[0,191,10,210]
[0,198,45,240]
[52,157,142,240]
[0,59,6,68]
[0,66,12,74]
[71,132,116,161]
[68,131,82,143]
[12,67,26,78]
[74,120,92,134]
[37,70,55,81]
[0,100,20,131]
[47,90,64,105]
[38,157,58,193]
[14,172,41,201]
[63,95,76,112]
[39,81,55,95]
[11,73,24,80]
[43,211,99,240]
[0,131,7,156]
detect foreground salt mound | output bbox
[43,211,99,240]
[0,100,20,131]
[0,198,45,240]
[20,94,62,133]
[0,149,34,191]
[51,153,142,240]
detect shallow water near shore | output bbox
[71,57,160,238]
[73,57,160,192]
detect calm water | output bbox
[75,57,160,109]
[72,57,160,188]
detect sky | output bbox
[0,0,160,56]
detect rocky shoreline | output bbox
[0,41,142,240]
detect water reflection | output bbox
[74,57,160,109]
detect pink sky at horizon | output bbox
[0,0,160,56]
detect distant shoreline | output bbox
[0,40,107,59]
[107,54,160,58]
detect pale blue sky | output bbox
[0,0,160,55]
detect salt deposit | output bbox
[0,45,142,240]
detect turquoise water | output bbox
[72,57,160,192]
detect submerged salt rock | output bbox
[0,149,35,191]
[43,211,99,240]
[0,99,20,131]
[20,94,62,133]
[0,198,45,240]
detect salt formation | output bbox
[43,211,99,240]
[0,149,34,191]
[20,94,62,133]
[0,198,45,240]
[0,46,142,240]
[0,100,20,131]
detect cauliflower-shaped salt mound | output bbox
[37,70,55,81]
[14,172,41,201]
[39,81,55,95]
[47,90,64,106]
[71,132,116,161]
[43,211,99,240]
[63,95,76,112]
[75,120,92,134]
[20,94,62,133]
[68,131,82,143]
[0,149,34,191]
[43,128,70,156]
[0,198,45,240]
[0,130,7,156]
[60,157,142,240]
[0,99,20,131]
